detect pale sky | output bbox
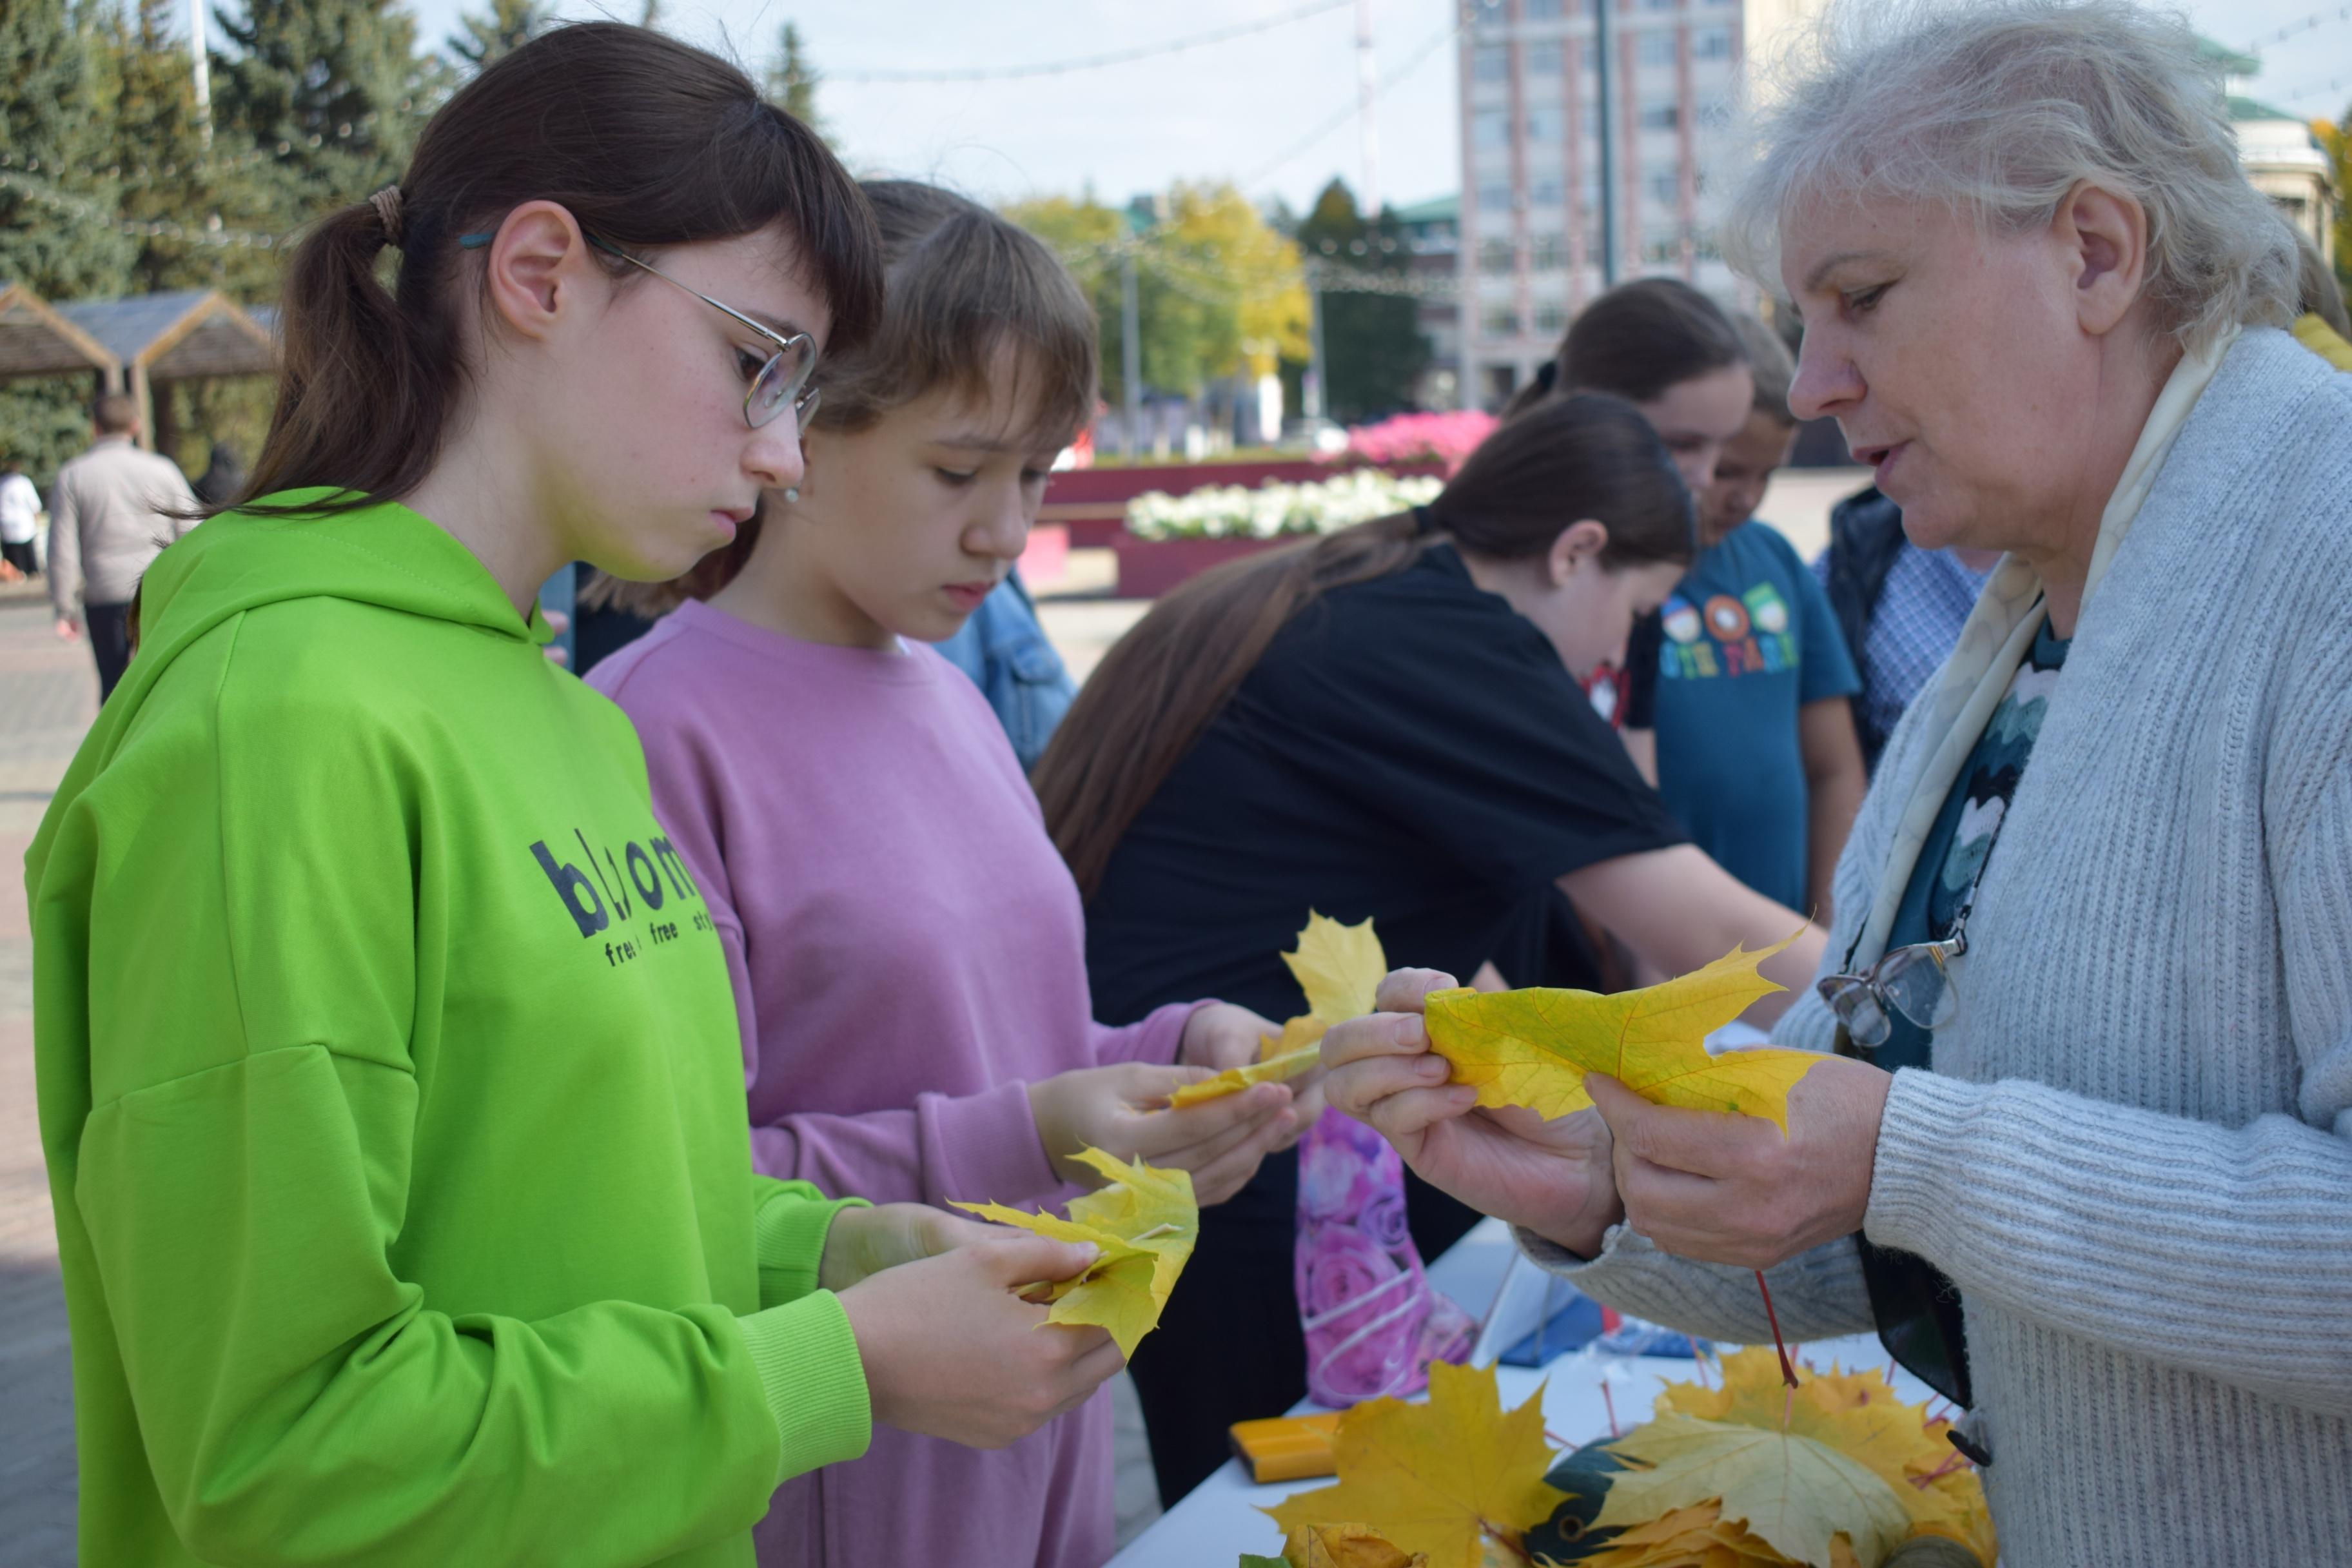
[395,0,2348,215]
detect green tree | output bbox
[0,0,135,482]
[1011,184,1307,403]
[210,0,428,242]
[97,0,254,295]
[765,21,825,138]
[1294,177,1429,423]
[447,0,551,72]
[2318,112,2352,308]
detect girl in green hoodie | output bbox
[24,24,1121,1568]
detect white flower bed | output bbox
[1124,468,1444,542]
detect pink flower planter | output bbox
[1112,533,1300,598]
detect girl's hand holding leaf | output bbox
[1320,969,1624,1259]
[835,1235,1126,1451]
[818,1202,1002,1293]
[1026,1062,1297,1206]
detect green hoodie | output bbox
[26,491,872,1567]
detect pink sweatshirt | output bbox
[589,600,1199,1568]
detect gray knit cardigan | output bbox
[1527,326,2352,1566]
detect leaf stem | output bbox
[1753,1269,1799,1390]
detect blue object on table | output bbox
[1592,1317,1711,1359]
[1498,1280,1713,1367]
[1499,1289,1607,1366]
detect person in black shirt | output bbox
[1033,394,1825,1503]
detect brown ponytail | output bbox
[235,23,881,518]
[1034,392,1693,897]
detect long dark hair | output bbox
[235,22,882,516]
[1034,393,1693,898]
[1503,276,1747,418]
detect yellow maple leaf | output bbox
[1283,1522,1430,1568]
[1171,913,1387,1106]
[1284,910,1388,1024]
[1656,1352,1994,1566]
[950,1147,1195,1357]
[1264,1361,1567,1568]
[1594,1412,1909,1568]
[1424,932,1821,1132]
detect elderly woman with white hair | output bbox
[1322,1,2352,1561]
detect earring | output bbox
[781,487,800,503]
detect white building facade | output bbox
[1453,0,1747,409]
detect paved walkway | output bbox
[0,591,95,1566]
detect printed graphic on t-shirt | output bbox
[529,826,715,968]
[1658,582,1798,681]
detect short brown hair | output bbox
[93,393,138,435]
[600,179,1099,612]
[1729,312,1798,425]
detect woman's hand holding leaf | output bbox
[1320,968,1623,1259]
[1026,1062,1297,1206]
[1586,1054,1891,1271]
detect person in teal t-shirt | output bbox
[1652,315,1866,919]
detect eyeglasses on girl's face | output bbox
[456,229,819,431]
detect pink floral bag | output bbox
[1293,1106,1475,1407]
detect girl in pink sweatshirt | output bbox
[589,181,1306,1568]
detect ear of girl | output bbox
[26,26,1144,1568]
[586,178,1301,1568]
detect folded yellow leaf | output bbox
[950,1147,1196,1357]
[1168,1044,1324,1107]
[1424,932,1821,1132]
[1170,913,1387,1106]
[1263,1361,1565,1568]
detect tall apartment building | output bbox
[1454,0,1747,409]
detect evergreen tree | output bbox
[765,21,824,138]
[0,0,135,483]
[447,0,551,72]
[1295,177,1429,424]
[97,0,260,297]
[0,0,133,299]
[210,0,428,240]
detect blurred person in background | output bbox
[47,392,199,700]
[0,455,40,582]
[1650,312,1865,920]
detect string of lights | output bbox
[0,170,283,250]
[830,0,1350,84]
[2243,5,2352,55]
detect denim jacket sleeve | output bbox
[931,571,1077,772]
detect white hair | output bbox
[1723,0,2299,351]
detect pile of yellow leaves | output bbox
[1242,1351,1992,1568]
[1424,932,1821,1132]
[1574,1351,1995,1568]
[1259,1362,1567,1568]
[950,1146,1195,1357]
[1173,912,1387,1107]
